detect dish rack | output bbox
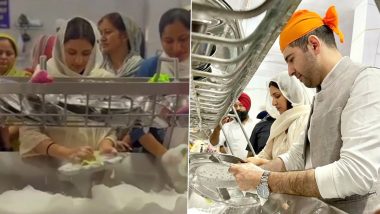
[190,0,301,148]
[0,76,188,128]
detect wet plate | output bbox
[195,162,236,188]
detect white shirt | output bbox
[218,118,257,160]
[279,63,380,199]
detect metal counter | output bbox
[0,152,186,213]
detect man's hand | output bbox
[221,116,233,125]
[229,163,264,191]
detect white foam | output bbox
[0,184,185,214]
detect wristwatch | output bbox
[257,170,271,199]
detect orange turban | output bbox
[279,5,344,52]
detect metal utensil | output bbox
[209,154,231,167]
[217,187,231,200]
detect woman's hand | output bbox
[99,139,118,155]
[67,146,95,163]
[115,134,133,152]
[246,156,270,166]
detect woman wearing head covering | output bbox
[0,33,31,151]
[136,8,190,79]
[19,17,117,162]
[113,9,190,193]
[98,12,144,77]
[39,17,112,78]
[248,71,314,164]
[121,8,190,158]
[26,34,57,73]
[0,33,31,77]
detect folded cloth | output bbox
[161,144,188,193]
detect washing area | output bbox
[188,153,346,214]
[0,152,186,214]
[0,0,190,214]
[0,76,188,214]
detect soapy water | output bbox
[0,184,186,214]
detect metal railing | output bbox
[0,76,188,128]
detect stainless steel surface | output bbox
[0,77,188,127]
[190,0,302,144]
[188,153,347,214]
[0,153,163,195]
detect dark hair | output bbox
[64,17,95,46]
[0,37,17,56]
[269,81,292,110]
[98,12,126,33]
[98,12,145,56]
[159,8,190,38]
[289,25,337,52]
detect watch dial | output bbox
[257,184,270,199]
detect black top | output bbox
[246,115,275,154]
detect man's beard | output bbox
[237,110,248,122]
[228,110,249,122]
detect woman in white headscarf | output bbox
[98,13,144,77]
[247,71,314,164]
[20,17,117,162]
[42,16,112,77]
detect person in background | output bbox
[121,8,191,158]
[25,19,65,73]
[0,33,31,77]
[210,93,257,160]
[136,8,190,79]
[229,6,380,213]
[132,8,190,193]
[98,12,144,77]
[246,71,313,163]
[246,110,275,157]
[0,33,31,151]
[19,17,116,162]
[26,34,57,73]
[35,17,111,78]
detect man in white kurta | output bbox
[210,93,257,160]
